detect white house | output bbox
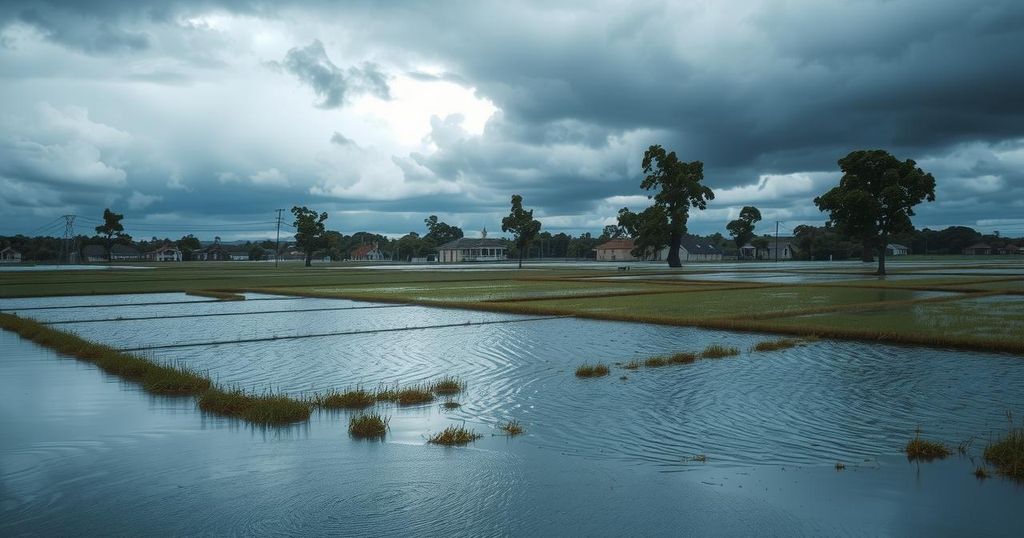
[436,237,507,263]
[594,237,723,262]
[764,237,797,260]
[1,246,22,263]
[594,239,637,261]
[886,243,910,256]
[351,242,388,261]
[146,243,182,262]
[110,244,143,261]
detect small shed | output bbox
[0,246,23,263]
[886,243,910,256]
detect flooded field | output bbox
[3,293,1024,535]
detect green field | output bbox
[1,259,1022,354]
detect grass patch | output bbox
[753,338,800,352]
[393,386,434,406]
[622,360,641,370]
[430,375,466,395]
[701,344,740,359]
[500,419,524,436]
[428,425,483,446]
[184,290,246,301]
[197,388,311,425]
[318,388,375,409]
[442,399,461,409]
[983,426,1024,480]
[905,431,951,461]
[975,466,991,479]
[575,363,610,377]
[644,356,669,368]
[668,352,697,365]
[348,413,389,439]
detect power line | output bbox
[275,208,284,268]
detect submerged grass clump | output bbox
[430,376,466,395]
[905,431,951,461]
[622,360,641,370]
[442,399,461,410]
[644,356,668,368]
[668,352,697,365]
[184,290,246,301]
[394,386,434,406]
[319,388,375,409]
[983,425,1024,480]
[753,338,800,352]
[500,419,524,436]
[198,388,312,425]
[701,344,740,359]
[575,363,610,377]
[428,425,483,446]
[348,413,389,439]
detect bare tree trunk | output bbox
[305,251,313,267]
[877,235,887,275]
[667,231,682,268]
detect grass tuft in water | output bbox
[644,356,668,368]
[430,376,466,395]
[575,363,610,377]
[184,290,246,301]
[428,425,483,445]
[835,462,846,471]
[500,419,524,436]
[668,352,697,365]
[701,344,740,359]
[983,424,1024,480]
[319,388,375,409]
[141,364,212,395]
[905,430,950,461]
[442,399,461,410]
[348,413,389,438]
[974,466,991,479]
[622,360,641,370]
[753,338,800,352]
[396,386,435,406]
[198,388,312,425]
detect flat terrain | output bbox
[2,257,1023,353]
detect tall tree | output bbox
[814,149,936,275]
[726,206,762,252]
[640,145,715,267]
[94,208,126,262]
[617,206,671,260]
[291,206,329,267]
[501,194,541,269]
[423,215,464,245]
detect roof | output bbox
[680,236,722,254]
[149,243,180,253]
[436,237,507,250]
[594,239,635,250]
[887,243,910,250]
[1,246,20,254]
[965,243,992,249]
[351,244,379,257]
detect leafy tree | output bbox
[640,145,715,267]
[291,206,329,267]
[617,206,670,260]
[249,245,265,261]
[423,215,464,246]
[726,206,762,252]
[814,150,936,275]
[501,194,541,269]
[601,224,625,240]
[94,208,126,262]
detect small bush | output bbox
[429,425,483,445]
[753,339,799,352]
[500,419,524,436]
[320,388,375,409]
[575,363,610,378]
[983,427,1024,480]
[701,344,740,359]
[905,433,950,461]
[431,376,466,395]
[349,413,389,438]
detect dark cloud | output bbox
[275,40,390,109]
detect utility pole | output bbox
[775,221,779,263]
[274,209,284,268]
[60,214,76,265]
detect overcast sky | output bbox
[2,0,1023,241]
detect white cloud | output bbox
[126,190,162,210]
[249,167,289,187]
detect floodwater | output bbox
[0,264,153,272]
[3,293,1024,535]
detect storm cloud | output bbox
[0,0,1022,239]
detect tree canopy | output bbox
[501,194,542,269]
[814,149,936,275]
[423,215,464,246]
[726,206,762,251]
[291,206,329,267]
[94,208,126,261]
[617,206,670,260]
[640,145,714,267]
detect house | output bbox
[110,244,143,261]
[1001,244,1022,255]
[963,243,992,255]
[82,245,107,262]
[594,239,636,261]
[595,237,723,262]
[196,239,232,261]
[739,244,757,259]
[886,243,910,256]
[351,242,388,261]
[1,246,22,263]
[436,237,507,263]
[764,237,798,260]
[146,243,182,262]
